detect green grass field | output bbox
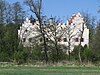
[0,65,100,75]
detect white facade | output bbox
[58,12,89,52]
[18,12,89,52]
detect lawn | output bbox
[0,65,100,75]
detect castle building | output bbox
[18,12,89,53]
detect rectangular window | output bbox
[23,38,26,42]
[63,38,67,42]
[74,38,79,42]
[74,38,84,42]
[58,38,61,42]
[29,38,32,42]
[46,38,48,41]
[25,29,28,32]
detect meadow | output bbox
[0,65,100,75]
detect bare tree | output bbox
[68,12,86,65]
[77,17,86,65]
[24,0,48,64]
[12,2,25,24]
[45,17,65,62]
[97,6,100,13]
[5,3,12,24]
[78,23,85,65]
[0,0,6,24]
[65,20,77,61]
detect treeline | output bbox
[0,21,100,65]
[0,0,100,65]
[0,0,26,25]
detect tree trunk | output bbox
[39,19,48,64]
[78,22,84,65]
[78,45,82,65]
[55,41,59,62]
[43,32,48,64]
[78,31,83,65]
[68,39,71,61]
